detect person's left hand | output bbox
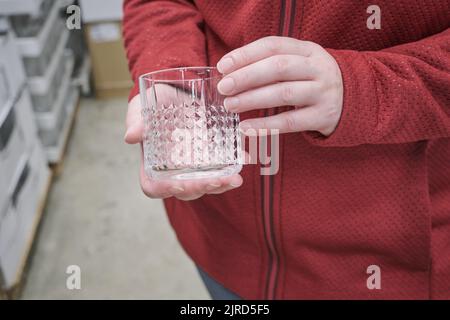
[216,36,343,136]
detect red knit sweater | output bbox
[123,0,450,299]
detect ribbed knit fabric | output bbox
[123,0,450,299]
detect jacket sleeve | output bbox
[123,0,207,100]
[304,28,450,147]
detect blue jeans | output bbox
[197,267,242,300]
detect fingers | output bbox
[125,94,144,144]
[139,162,172,199]
[217,55,315,96]
[217,36,317,74]
[239,106,322,134]
[206,175,243,194]
[171,178,219,201]
[140,175,243,201]
[126,84,195,144]
[139,164,207,200]
[224,81,319,113]
[139,158,244,201]
[131,85,245,201]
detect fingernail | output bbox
[206,183,221,191]
[224,97,239,111]
[169,187,185,194]
[230,181,242,188]
[124,124,136,141]
[217,57,234,74]
[217,77,235,95]
[124,130,129,141]
[239,122,252,131]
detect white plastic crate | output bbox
[0,101,27,211]
[22,19,66,77]
[59,0,75,7]
[0,69,8,113]
[9,1,66,78]
[27,30,70,95]
[44,84,79,162]
[0,28,26,112]
[66,25,86,71]
[0,156,27,264]
[16,140,49,232]
[0,86,37,223]
[66,25,92,95]
[28,32,71,112]
[12,0,61,57]
[8,0,54,37]
[34,52,74,132]
[14,87,39,151]
[0,196,20,273]
[0,143,50,289]
[0,0,45,16]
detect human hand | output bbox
[216,36,343,136]
[124,85,243,201]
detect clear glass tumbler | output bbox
[139,67,242,180]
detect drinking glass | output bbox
[139,67,242,180]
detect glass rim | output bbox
[139,66,222,83]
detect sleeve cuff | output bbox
[302,49,379,147]
[128,83,140,102]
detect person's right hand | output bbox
[124,88,243,201]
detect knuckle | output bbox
[257,117,274,136]
[323,101,342,121]
[302,40,319,55]
[303,40,317,49]
[304,57,324,78]
[317,79,327,91]
[284,114,298,132]
[303,56,318,76]
[236,71,249,87]
[263,36,282,54]
[321,77,342,93]
[261,118,269,130]
[303,56,313,68]
[141,184,158,199]
[236,48,250,65]
[274,56,290,75]
[281,84,296,105]
[304,82,318,101]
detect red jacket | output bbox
[123,0,450,299]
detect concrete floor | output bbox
[22,97,209,299]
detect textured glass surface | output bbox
[140,67,242,180]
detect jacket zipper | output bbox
[261,0,296,300]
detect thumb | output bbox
[125,94,144,144]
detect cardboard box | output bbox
[85,22,132,99]
[79,0,124,23]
